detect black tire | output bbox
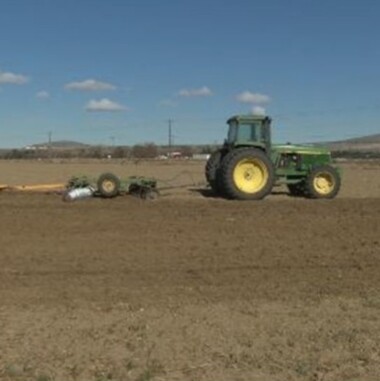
[62,190,72,202]
[306,165,341,199]
[97,172,121,198]
[141,188,159,201]
[219,148,275,200]
[205,150,222,194]
[287,182,306,197]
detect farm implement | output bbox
[63,172,158,201]
[0,172,159,201]
[0,183,64,192]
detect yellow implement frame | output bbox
[0,183,65,192]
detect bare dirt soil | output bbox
[0,159,380,381]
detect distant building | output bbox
[24,145,48,150]
[192,153,210,160]
[167,151,182,159]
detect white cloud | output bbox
[178,86,213,97]
[236,91,270,104]
[0,70,29,85]
[159,99,177,107]
[85,98,126,112]
[36,90,50,99]
[251,106,266,116]
[65,79,116,91]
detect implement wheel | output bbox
[219,148,275,200]
[205,150,222,194]
[97,172,120,198]
[141,188,159,200]
[306,165,341,199]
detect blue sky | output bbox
[0,0,379,148]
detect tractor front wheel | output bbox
[97,172,121,198]
[306,165,341,199]
[219,148,275,200]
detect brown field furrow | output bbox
[0,160,380,381]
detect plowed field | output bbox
[0,160,379,381]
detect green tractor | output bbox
[206,114,341,200]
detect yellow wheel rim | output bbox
[102,180,116,193]
[233,158,269,193]
[313,172,335,195]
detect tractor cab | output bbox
[225,115,272,152]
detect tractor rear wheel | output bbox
[306,165,340,199]
[97,172,121,198]
[205,150,222,194]
[219,148,275,200]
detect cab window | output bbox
[237,123,260,141]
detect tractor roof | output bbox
[227,114,271,124]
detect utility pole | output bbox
[168,119,173,154]
[48,131,52,158]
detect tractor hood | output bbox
[272,144,330,155]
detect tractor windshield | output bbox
[227,120,261,144]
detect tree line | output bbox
[0,143,215,160]
[4,144,377,160]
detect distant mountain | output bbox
[28,140,90,149]
[331,134,380,144]
[320,134,380,152]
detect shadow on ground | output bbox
[189,187,295,199]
